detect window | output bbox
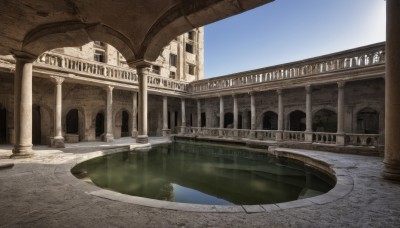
[188,31,195,40]
[94,50,105,63]
[152,65,161,75]
[169,71,176,79]
[185,43,193,53]
[188,64,195,75]
[169,54,177,67]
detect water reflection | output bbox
[72,142,335,205]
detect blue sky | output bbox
[204,0,386,78]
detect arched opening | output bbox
[238,114,243,129]
[356,108,379,134]
[121,111,130,137]
[0,105,6,144]
[66,109,79,134]
[224,112,233,128]
[313,109,337,133]
[201,112,206,127]
[263,111,278,130]
[289,110,306,131]
[95,112,105,138]
[32,105,42,145]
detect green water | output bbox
[71,142,335,205]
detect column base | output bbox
[336,133,345,146]
[305,132,313,143]
[11,145,33,158]
[50,136,65,148]
[131,130,138,138]
[137,135,149,144]
[275,131,283,141]
[162,129,171,137]
[383,160,400,181]
[249,130,256,139]
[102,134,114,142]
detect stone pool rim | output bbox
[61,140,354,213]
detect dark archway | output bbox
[66,109,79,134]
[201,112,206,127]
[32,105,41,145]
[0,105,6,144]
[224,112,233,128]
[121,111,130,137]
[95,112,105,137]
[357,108,379,134]
[238,114,243,129]
[263,111,278,130]
[313,109,337,133]
[289,110,306,131]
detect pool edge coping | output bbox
[58,141,354,214]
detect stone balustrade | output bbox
[346,133,381,146]
[35,51,188,92]
[177,127,382,148]
[283,131,305,142]
[313,132,337,144]
[188,43,385,93]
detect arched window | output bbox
[313,109,337,133]
[289,110,306,131]
[263,111,278,130]
[66,109,79,134]
[95,112,105,137]
[356,108,379,134]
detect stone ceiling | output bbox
[0,0,273,64]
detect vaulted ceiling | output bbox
[0,0,273,65]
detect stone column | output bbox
[249,92,256,138]
[276,89,283,141]
[180,98,186,134]
[219,96,224,137]
[103,85,114,142]
[233,94,238,137]
[50,76,65,148]
[132,92,138,138]
[12,51,37,157]
[383,0,400,180]
[197,99,201,127]
[162,96,169,136]
[137,66,150,144]
[336,81,345,145]
[305,85,313,142]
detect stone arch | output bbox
[313,109,337,133]
[224,112,233,128]
[22,21,136,63]
[0,103,7,144]
[114,108,132,138]
[63,106,86,141]
[288,110,306,131]
[356,107,379,134]
[95,111,105,139]
[262,111,278,130]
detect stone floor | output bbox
[0,137,400,228]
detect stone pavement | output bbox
[0,137,399,227]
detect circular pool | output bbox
[71,142,335,205]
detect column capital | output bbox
[277,89,283,95]
[50,76,65,85]
[232,93,237,98]
[249,91,256,96]
[337,81,346,88]
[106,85,114,93]
[11,50,37,63]
[181,98,185,102]
[305,84,312,93]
